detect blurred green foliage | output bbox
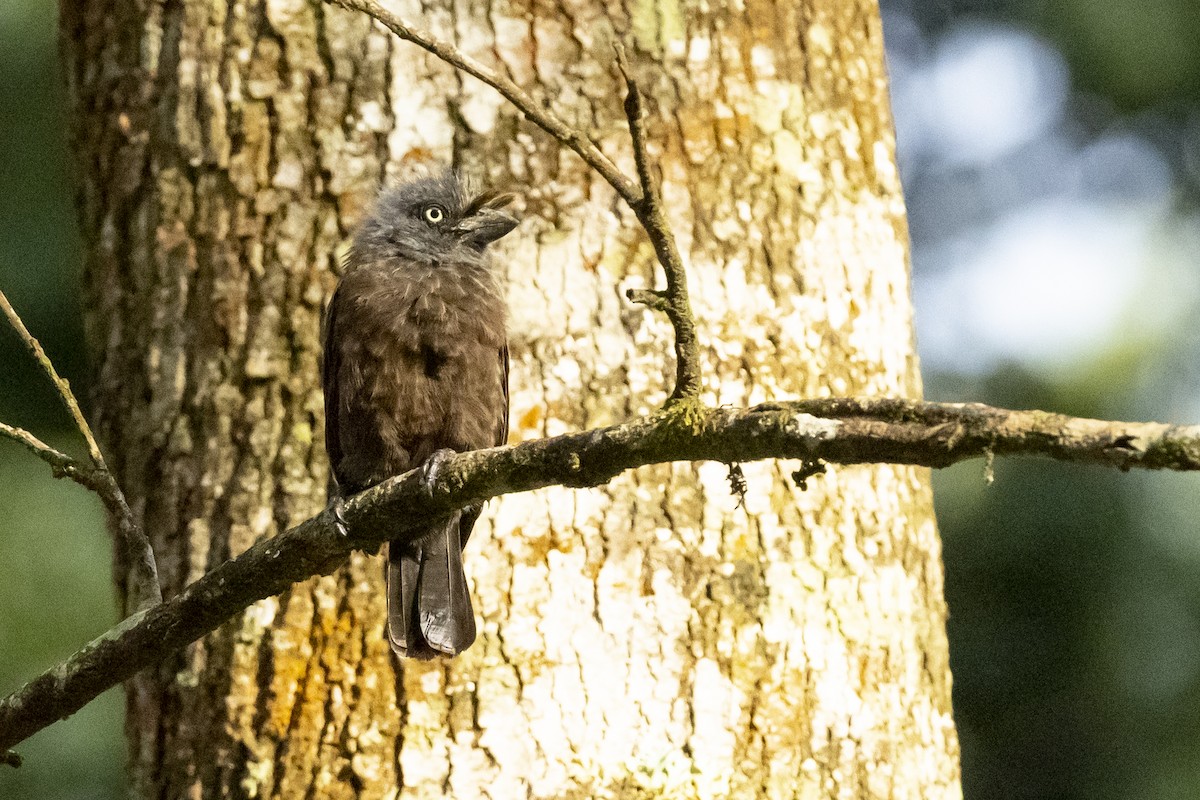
[0,0,87,432]
[0,453,123,800]
[900,0,1200,795]
[0,0,1198,799]
[1036,0,1200,111]
[1,1,123,798]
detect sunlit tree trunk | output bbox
[61,0,960,795]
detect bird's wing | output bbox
[320,284,344,496]
[497,343,510,447]
[459,343,508,551]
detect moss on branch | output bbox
[3,397,1200,759]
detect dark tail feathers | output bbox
[386,513,476,659]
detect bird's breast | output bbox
[403,264,506,356]
[342,260,506,357]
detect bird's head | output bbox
[354,169,519,265]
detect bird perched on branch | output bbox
[322,167,517,659]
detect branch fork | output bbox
[333,0,702,402]
[0,290,161,611]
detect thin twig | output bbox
[325,0,703,402]
[625,288,671,312]
[0,422,103,490]
[0,289,161,609]
[1,289,103,465]
[3,396,1200,759]
[614,43,703,401]
[330,0,640,206]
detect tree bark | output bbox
[61,0,961,796]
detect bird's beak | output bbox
[454,207,519,248]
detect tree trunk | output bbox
[61,0,961,796]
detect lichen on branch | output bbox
[2,397,1199,759]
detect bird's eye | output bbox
[422,205,446,224]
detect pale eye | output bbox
[422,205,446,224]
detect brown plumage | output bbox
[322,169,517,659]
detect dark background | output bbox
[2,0,1199,797]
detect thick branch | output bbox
[0,290,161,610]
[3,397,1199,756]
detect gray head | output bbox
[352,169,519,266]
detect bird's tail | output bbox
[386,513,477,660]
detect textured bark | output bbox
[61,0,960,796]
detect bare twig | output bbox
[3,396,1200,758]
[0,289,161,609]
[614,43,702,401]
[625,288,671,312]
[325,0,703,402]
[1,290,103,465]
[329,0,640,206]
[0,422,102,490]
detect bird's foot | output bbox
[419,449,456,498]
[327,495,351,538]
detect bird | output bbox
[321,167,517,659]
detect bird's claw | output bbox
[420,449,456,498]
[328,495,351,538]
